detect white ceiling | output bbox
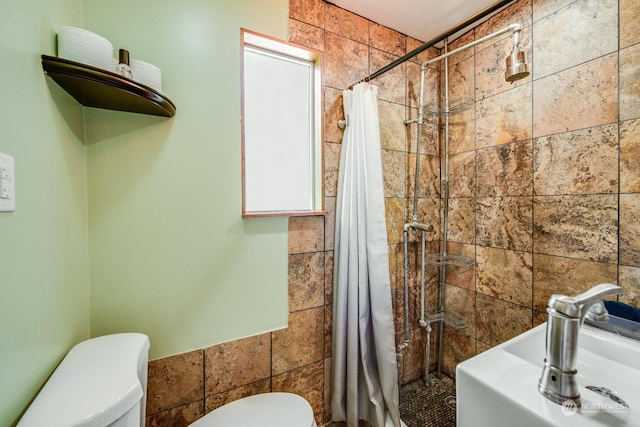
[327,0,506,43]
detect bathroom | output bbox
[1,0,638,426]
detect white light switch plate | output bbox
[0,153,15,212]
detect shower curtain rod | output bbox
[348,0,516,89]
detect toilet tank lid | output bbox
[18,333,150,427]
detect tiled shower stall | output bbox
[145,0,640,425]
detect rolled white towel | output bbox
[57,26,113,71]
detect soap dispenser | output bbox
[116,49,133,79]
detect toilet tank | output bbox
[18,333,150,427]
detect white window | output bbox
[241,29,323,217]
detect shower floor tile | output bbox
[399,374,456,427]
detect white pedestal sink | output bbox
[457,323,640,427]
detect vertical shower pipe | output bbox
[437,40,451,375]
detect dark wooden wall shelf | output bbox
[41,55,176,117]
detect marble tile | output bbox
[620,265,640,308]
[382,149,406,198]
[621,193,640,267]
[272,360,325,424]
[324,3,368,44]
[324,197,336,251]
[445,55,476,155]
[476,140,533,197]
[324,32,369,90]
[324,305,332,360]
[378,101,407,151]
[476,83,532,148]
[533,194,618,263]
[324,87,345,144]
[448,107,476,155]
[146,400,204,427]
[147,350,204,415]
[385,197,406,246]
[445,242,476,292]
[445,284,476,338]
[476,340,491,355]
[408,154,440,198]
[533,124,618,196]
[402,327,427,382]
[449,56,474,105]
[204,334,271,396]
[533,310,547,327]
[441,326,476,378]
[272,307,324,374]
[533,0,617,79]
[370,22,406,56]
[411,197,442,242]
[621,0,640,48]
[620,119,640,193]
[532,0,574,22]
[406,112,440,158]
[476,246,533,307]
[324,251,334,305]
[289,216,325,254]
[447,197,476,245]
[408,282,423,327]
[475,26,532,100]
[407,62,440,113]
[369,48,406,104]
[620,43,640,122]
[392,288,405,340]
[406,62,421,110]
[475,0,532,52]
[289,252,325,312]
[204,379,270,413]
[324,141,341,197]
[406,37,441,65]
[448,151,476,198]
[388,243,403,293]
[533,53,618,138]
[476,197,533,251]
[476,294,532,347]
[288,19,324,52]
[289,0,324,28]
[533,254,618,311]
[323,358,332,414]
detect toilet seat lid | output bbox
[191,392,316,427]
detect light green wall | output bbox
[0,0,89,424]
[83,0,290,359]
[1,0,289,423]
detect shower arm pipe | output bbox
[347,0,517,88]
[419,23,521,72]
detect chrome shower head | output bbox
[505,29,529,83]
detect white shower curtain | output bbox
[331,83,401,427]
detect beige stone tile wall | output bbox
[441,0,640,376]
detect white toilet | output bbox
[17,333,317,427]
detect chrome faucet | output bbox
[539,283,624,407]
